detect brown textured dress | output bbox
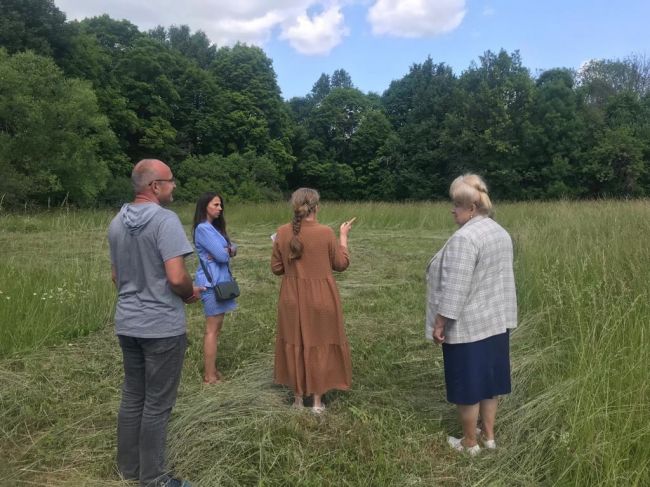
[271,219,352,396]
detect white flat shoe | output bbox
[483,438,496,449]
[476,428,496,449]
[447,436,480,456]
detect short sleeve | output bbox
[157,212,193,262]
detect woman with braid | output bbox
[271,188,355,413]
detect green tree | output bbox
[381,58,458,198]
[331,68,354,89]
[440,50,535,198]
[522,68,588,197]
[110,37,183,162]
[310,73,331,104]
[0,0,72,58]
[78,14,142,53]
[210,43,294,178]
[583,127,645,195]
[0,50,117,206]
[577,56,650,108]
[211,43,288,139]
[578,90,649,196]
[172,64,225,157]
[149,24,217,68]
[348,110,395,198]
[308,87,370,162]
[59,17,143,173]
[300,87,395,198]
[64,17,225,168]
[176,152,282,202]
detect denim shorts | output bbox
[200,287,237,317]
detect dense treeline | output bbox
[1,0,649,206]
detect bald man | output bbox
[108,159,198,487]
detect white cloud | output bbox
[367,0,466,38]
[280,6,349,55]
[55,0,350,55]
[205,11,287,46]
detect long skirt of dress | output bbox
[274,275,352,396]
[442,330,511,405]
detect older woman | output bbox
[426,174,517,455]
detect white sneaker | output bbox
[447,436,481,456]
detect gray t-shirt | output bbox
[108,203,193,338]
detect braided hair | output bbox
[289,188,320,261]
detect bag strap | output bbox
[198,257,214,286]
[202,258,234,282]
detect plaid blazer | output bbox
[426,216,517,344]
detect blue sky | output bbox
[56,0,649,99]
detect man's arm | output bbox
[164,256,202,303]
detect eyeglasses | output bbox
[148,177,175,186]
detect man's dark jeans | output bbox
[117,334,187,487]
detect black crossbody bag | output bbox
[199,257,240,301]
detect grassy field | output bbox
[0,200,648,486]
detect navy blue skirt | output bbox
[442,330,511,405]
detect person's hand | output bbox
[228,244,238,257]
[183,286,205,304]
[340,217,356,237]
[433,314,446,344]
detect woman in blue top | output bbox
[193,192,237,384]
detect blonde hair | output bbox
[449,173,493,217]
[289,188,320,261]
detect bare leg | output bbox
[293,395,303,407]
[457,403,480,447]
[313,394,323,409]
[203,313,225,383]
[479,398,498,440]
